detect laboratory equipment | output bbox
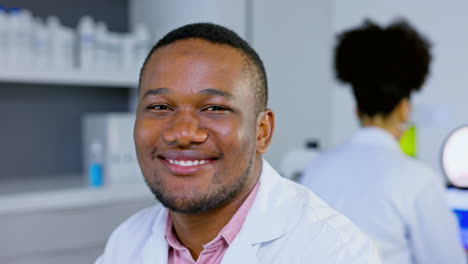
[442,125,468,187]
[279,140,320,182]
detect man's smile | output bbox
[167,159,209,166]
[157,150,220,175]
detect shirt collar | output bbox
[349,126,401,153]
[164,177,261,250]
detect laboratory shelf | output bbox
[0,69,139,88]
[0,176,153,215]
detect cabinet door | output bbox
[1,198,155,264]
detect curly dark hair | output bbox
[334,19,432,117]
[139,22,268,114]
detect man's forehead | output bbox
[141,39,252,84]
[139,39,259,106]
[151,38,247,65]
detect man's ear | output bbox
[256,109,275,155]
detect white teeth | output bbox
[167,159,208,166]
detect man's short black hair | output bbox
[334,19,432,117]
[139,22,268,114]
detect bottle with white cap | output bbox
[6,8,33,69]
[77,15,96,71]
[0,6,7,68]
[133,23,151,69]
[46,16,62,70]
[107,32,121,72]
[95,21,109,71]
[19,9,33,69]
[32,17,49,70]
[60,26,75,70]
[8,7,22,68]
[120,33,135,73]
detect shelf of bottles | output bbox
[0,6,152,87]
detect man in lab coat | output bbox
[300,19,467,264]
[96,23,381,264]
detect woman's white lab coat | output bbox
[96,160,381,263]
[301,127,466,264]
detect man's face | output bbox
[135,39,269,214]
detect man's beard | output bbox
[145,148,255,214]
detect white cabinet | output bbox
[1,191,155,264]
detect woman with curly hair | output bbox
[300,19,466,264]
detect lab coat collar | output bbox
[236,159,288,244]
[349,127,401,153]
[221,159,287,264]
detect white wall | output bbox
[253,0,334,167]
[130,0,247,42]
[331,0,468,178]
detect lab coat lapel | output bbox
[142,209,169,264]
[221,160,288,263]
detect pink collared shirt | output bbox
[165,179,260,264]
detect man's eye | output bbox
[204,105,229,112]
[148,104,172,111]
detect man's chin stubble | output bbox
[145,155,254,214]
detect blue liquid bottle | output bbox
[89,141,104,188]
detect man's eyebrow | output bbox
[142,88,170,99]
[199,88,234,99]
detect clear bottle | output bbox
[77,15,96,71]
[120,33,135,73]
[95,21,108,71]
[19,9,33,69]
[8,7,22,68]
[0,6,7,68]
[32,17,49,70]
[108,32,121,72]
[46,16,61,70]
[60,27,74,70]
[133,23,151,69]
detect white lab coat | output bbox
[300,127,466,264]
[96,159,381,264]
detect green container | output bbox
[400,124,417,158]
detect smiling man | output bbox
[96,23,381,264]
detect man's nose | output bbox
[162,110,208,147]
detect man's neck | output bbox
[169,166,261,260]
